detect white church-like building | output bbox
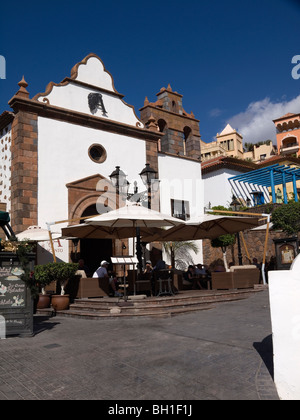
[0,54,204,272]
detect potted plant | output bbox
[34,263,55,309]
[50,262,78,311]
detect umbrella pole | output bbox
[261,215,270,285]
[123,263,127,302]
[240,232,251,263]
[136,227,143,271]
[47,223,56,263]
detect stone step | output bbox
[73,289,257,306]
[70,291,252,313]
[38,302,215,319]
[36,289,261,319]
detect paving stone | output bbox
[0,291,279,400]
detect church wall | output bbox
[36,116,147,262]
[10,110,38,233]
[38,81,142,128]
[158,153,204,263]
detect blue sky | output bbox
[1,0,300,144]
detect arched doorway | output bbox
[78,204,113,276]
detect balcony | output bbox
[280,143,299,155]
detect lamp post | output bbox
[109,166,129,209]
[139,163,158,209]
[109,164,159,270]
[230,198,243,266]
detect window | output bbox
[88,144,107,163]
[183,126,192,156]
[171,199,190,221]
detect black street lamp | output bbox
[109,166,130,208]
[109,164,159,270]
[139,163,158,209]
[230,197,243,266]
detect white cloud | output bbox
[228,95,300,144]
[209,108,223,117]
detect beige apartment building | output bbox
[201,124,243,161]
[201,123,276,163]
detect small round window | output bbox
[88,144,107,163]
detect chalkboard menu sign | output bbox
[0,253,34,337]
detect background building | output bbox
[274,112,300,157]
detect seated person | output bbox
[184,265,203,290]
[194,263,209,289]
[252,258,261,269]
[77,258,91,277]
[93,260,122,297]
[144,260,153,274]
[209,259,226,273]
[153,259,166,271]
[194,264,207,275]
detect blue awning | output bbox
[229,164,300,205]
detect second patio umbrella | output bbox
[141,214,261,242]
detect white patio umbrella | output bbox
[80,203,184,300]
[82,203,183,267]
[61,223,163,240]
[84,203,183,229]
[141,214,261,242]
[16,225,62,241]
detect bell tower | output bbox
[139,84,201,159]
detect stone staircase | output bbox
[36,288,263,319]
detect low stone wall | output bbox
[203,229,297,266]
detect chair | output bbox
[153,270,174,296]
[211,266,260,290]
[126,270,152,296]
[136,272,153,295]
[75,277,110,298]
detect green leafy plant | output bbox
[34,263,56,295]
[211,234,236,271]
[272,202,300,236]
[49,262,79,295]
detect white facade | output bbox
[158,153,204,264]
[34,55,151,263]
[158,153,203,218]
[4,54,205,266]
[37,117,147,227]
[36,56,143,128]
[202,167,239,209]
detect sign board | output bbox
[111,256,139,265]
[0,253,34,337]
[274,237,299,270]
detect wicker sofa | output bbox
[211,265,260,290]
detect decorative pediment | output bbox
[66,173,109,192]
[33,54,144,128]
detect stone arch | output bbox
[67,174,119,224]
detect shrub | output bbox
[272,202,300,236]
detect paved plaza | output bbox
[0,290,279,401]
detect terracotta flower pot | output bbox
[51,294,70,311]
[37,293,51,309]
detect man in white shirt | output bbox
[93,260,109,279]
[93,260,122,297]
